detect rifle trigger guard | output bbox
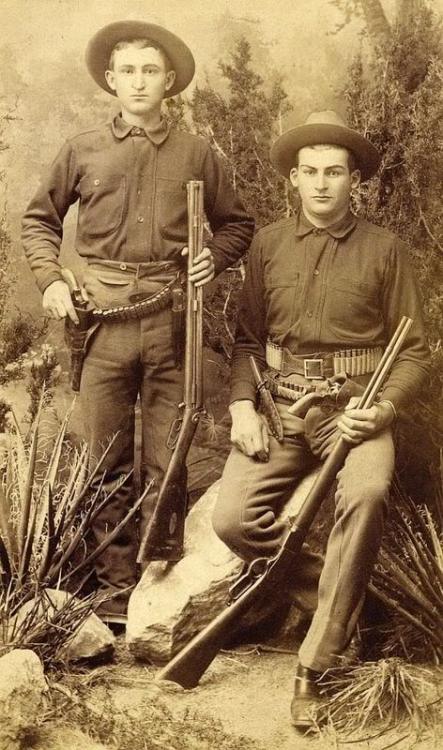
[166,409,184,450]
[228,557,270,602]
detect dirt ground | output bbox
[30,636,443,750]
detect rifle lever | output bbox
[166,404,185,449]
[228,556,271,601]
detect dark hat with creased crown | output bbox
[270,110,381,181]
[85,20,195,98]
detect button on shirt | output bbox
[230,210,430,411]
[22,116,255,293]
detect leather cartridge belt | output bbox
[266,340,383,380]
[84,260,184,323]
[265,371,313,402]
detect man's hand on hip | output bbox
[42,280,80,323]
[182,246,215,286]
[337,396,395,445]
[229,400,270,461]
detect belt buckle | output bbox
[303,358,324,380]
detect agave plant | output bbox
[369,477,443,664]
[0,396,149,665]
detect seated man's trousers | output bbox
[213,399,395,672]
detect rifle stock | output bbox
[137,181,205,562]
[137,407,200,561]
[156,317,413,686]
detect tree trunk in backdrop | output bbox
[360,0,392,45]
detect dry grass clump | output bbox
[319,658,440,736]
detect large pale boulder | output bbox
[0,649,47,750]
[127,471,319,663]
[16,588,115,662]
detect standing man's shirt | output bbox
[22,116,255,293]
[231,210,430,411]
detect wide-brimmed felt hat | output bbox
[85,20,195,97]
[270,110,381,181]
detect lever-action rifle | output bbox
[155,316,413,687]
[137,180,206,562]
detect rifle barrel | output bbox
[358,316,412,409]
[137,181,205,562]
[185,181,204,407]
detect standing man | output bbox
[213,111,429,730]
[22,20,254,623]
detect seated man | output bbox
[213,110,429,731]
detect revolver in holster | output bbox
[64,308,99,393]
[61,268,98,393]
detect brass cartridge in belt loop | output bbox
[362,348,368,374]
[350,349,357,377]
[356,349,363,376]
[333,351,341,374]
[266,340,283,371]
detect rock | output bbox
[127,471,319,663]
[127,480,238,663]
[0,648,47,750]
[16,588,115,663]
[62,611,116,663]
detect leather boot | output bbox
[290,663,324,732]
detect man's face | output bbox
[105,45,176,120]
[290,146,360,226]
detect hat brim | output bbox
[270,123,380,181]
[86,20,195,98]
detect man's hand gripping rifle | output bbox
[137,181,206,562]
[155,316,413,688]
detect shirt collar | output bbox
[111,115,171,145]
[294,209,357,239]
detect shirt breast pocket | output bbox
[78,175,126,238]
[326,277,380,341]
[156,178,188,243]
[265,272,301,335]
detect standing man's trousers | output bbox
[213,399,395,672]
[80,263,185,601]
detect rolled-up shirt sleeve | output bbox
[22,141,80,293]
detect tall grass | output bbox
[370,478,443,664]
[0,398,149,666]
